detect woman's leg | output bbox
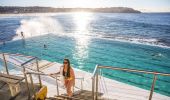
[65,80,69,94]
[64,79,68,87]
[66,80,74,97]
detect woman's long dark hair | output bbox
[63,59,71,77]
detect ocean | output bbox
[0,13,170,96]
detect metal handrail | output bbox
[2,53,9,75]
[0,52,34,58]
[92,65,170,100]
[0,53,85,98]
[98,66,170,76]
[1,58,38,72]
[26,71,60,96]
[26,71,84,97]
[26,71,84,80]
[1,53,40,99]
[26,71,50,76]
[92,64,98,78]
[21,57,37,66]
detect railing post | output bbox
[2,53,9,75]
[29,74,37,100]
[81,79,83,90]
[149,73,157,100]
[36,59,42,87]
[92,64,98,100]
[96,69,99,100]
[92,76,95,100]
[56,76,59,96]
[23,66,31,99]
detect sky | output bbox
[0,0,170,12]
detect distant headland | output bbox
[0,6,141,14]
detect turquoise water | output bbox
[0,13,170,96]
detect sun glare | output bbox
[72,11,93,46]
[73,12,93,32]
[72,12,93,68]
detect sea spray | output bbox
[16,16,63,38]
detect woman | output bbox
[62,59,75,97]
[50,59,75,97]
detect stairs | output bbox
[46,90,108,100]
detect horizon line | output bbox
[1,6,170,13]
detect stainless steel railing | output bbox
[0,52,39,99]
[91,65,170,100]
[26,71,60,97]
[26,71,84,97]
[0,52,84,99]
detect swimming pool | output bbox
[0,33,170,96]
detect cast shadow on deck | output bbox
[48,90,110,100]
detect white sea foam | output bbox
[10,16,169,49]
[118,38,168,48]
[10,31,170,49]
[62,33,170,48]
[97,35,170,48]
[16,16,63,38]
[4,14,167,49]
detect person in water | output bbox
[151,53,163,58]
[50,59,75,97]
[43,44,47,49]
[21,31,25,39]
